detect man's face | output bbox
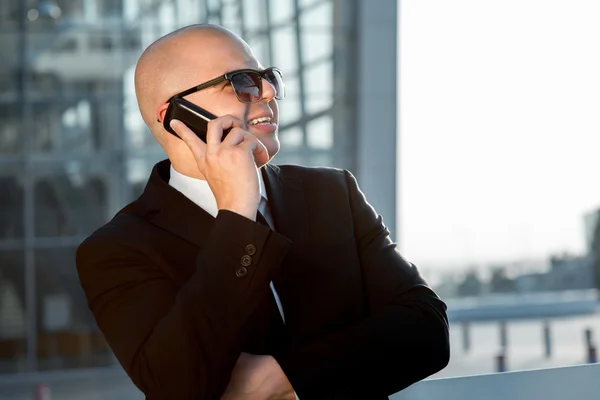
[159,36,281,165]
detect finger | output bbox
[223,128,269,164]
[206,115,246,148]
[170,119,207,159]
[238,135,270,165]
[220,127,250,147]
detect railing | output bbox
[391,363,600,400]
[0,366,142,400]
[446,289,599,322]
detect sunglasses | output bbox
[168,67,285,104]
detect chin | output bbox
[267,143,280,162]
[257,149,279,168]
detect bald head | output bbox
[134,24,256,140]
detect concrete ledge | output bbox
[392,363,600,400]
[2,362,600,400]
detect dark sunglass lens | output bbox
[231,72,262,103]
[265,69,285,99]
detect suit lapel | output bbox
[137,160,215,248]
[136,160,311,282]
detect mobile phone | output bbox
[163,97,230,142]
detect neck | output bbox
[170,157,269,181]
[170,159,206,180]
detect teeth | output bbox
[248,116,272,125]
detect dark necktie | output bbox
[256,210,270,227]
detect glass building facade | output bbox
[0,0,378,378]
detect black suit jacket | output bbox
[76,160,450,400]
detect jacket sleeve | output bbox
[76,210,291,399]
[274,170,450,399]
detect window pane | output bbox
[307,116,333,149]
[272,26,298,73]
[125,111,158,151]
[0,175,24,240]
[0,31,19,92]
[0,102,22,155]
[303,61,333,114]
[0,31,22,155]
[0,2,18,23]
[206,0,223,25]
[245,33,271,67]
[101,0,123,17]
[299,0,332,28]
[0,250,26,373]
[29,27,137,92]
[279,126,304,149]
[24,23,143,153]
[299,0,323,8]
[175,0,204,25]
[35,247,114,371]
[305,153,332,167]
[34,172,108,238]
[127,155,163,186]
[123,65,161,152]
[270,0,295,24]
[158,2,178,36]
[275,69,301,128]
[301,31,332,65]
[275,152,304,166]
[243,0,265,31]
[222,0,241,28]
[299,0,333,66]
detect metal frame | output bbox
[354,0,398,239]
[16,0,37,372]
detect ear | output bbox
[156,102,170,123]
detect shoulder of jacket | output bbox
[276,164,348,182]
[76,208,152,261]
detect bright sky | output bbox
[399,1,600,272]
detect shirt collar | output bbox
[169,165,268,217]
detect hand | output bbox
[221,353,296,400]
[170,117,269,220]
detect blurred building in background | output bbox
[0,0,396,393]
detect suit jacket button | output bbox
[236,267,248,278]
[245,244,257,255]
[241,255,252,267]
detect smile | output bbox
[248,116,272,126]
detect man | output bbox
[76,24,449,400]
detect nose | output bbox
[260,77,277,103]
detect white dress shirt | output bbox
[168,165,285,322]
